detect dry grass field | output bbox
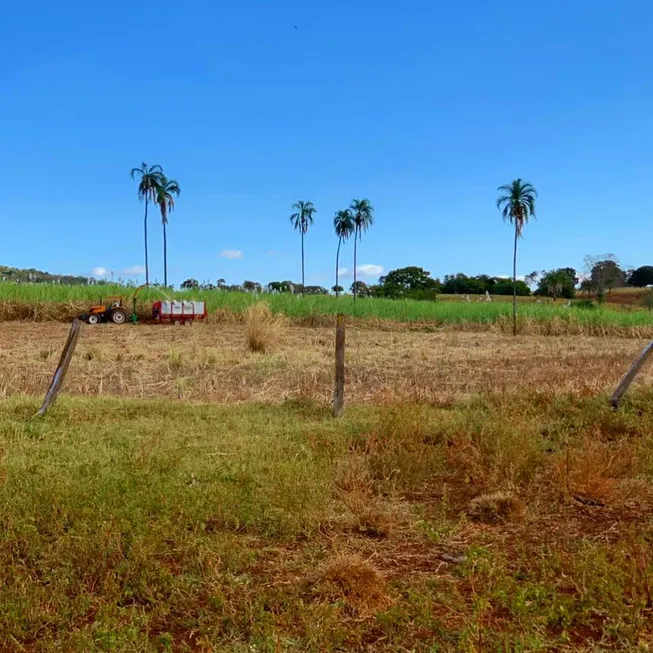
[1,320,652,651]
[0,321,651,404]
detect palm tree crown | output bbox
[290,200,317,234]
[131,162,164,203]
[156,176,181,225]
[334,209,354,240]
[350,198,374,239]
[496,179,537,237]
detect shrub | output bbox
[245,301,285,353]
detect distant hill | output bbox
[0,265,91,285]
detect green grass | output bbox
[1,394,652,650]
[2,282,653,332]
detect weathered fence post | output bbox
[36,318,83,416]
[333,314,346,417]
[611,340,653,409]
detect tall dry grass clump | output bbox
[245,301,286,353]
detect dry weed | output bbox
[245,302,286,353]
[556,436,634,504]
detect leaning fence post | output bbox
[333,314,346,417]
[36,318,83,416]
[610,340,653,409]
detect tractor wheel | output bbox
[184,319,192,326]
[87,314,100,325]
[173,319,181,326]
[109,308,128,324]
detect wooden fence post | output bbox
[333,314,346,417]
[36,318,83,416]
[611,340,653,409]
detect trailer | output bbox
[152,300,207,325]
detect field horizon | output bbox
[2,282,653,338]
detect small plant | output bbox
[167,347,183,371]
[244,302,285,353]
[37,347,54,361]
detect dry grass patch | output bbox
[306,554,392,616]
[244,301,286,353]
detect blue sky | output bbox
[2,0,653,287]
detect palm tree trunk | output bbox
[353,230,358,307]
[301,230,305,296]
[335,237,342,297]
[512,222,518,336]
[163,221,168,288]
[144,199,150,285]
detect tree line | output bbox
[179,257,652,300]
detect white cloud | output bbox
[337,264,384,280]
[121,265,146,276]
[497,274,525,281]
[220,249,243,260]
[91,266,109,278]
[357,264,384,278]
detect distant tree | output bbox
[289,200,317,295]
[579,278,593,297]
[349,199,375,305]
[155,175,181,288]
[304,285,329,295]
[524,271,540,290]
[585,255,626,296]
[333,209,354,298]
[377,266,441,300]
[536,268,578,300]
[627,265,653,287]
[496,179,537,335]
[350,280,370,297]
[267,280,294,294]
[331,285,344,295]
[181,278,199,289]
[243,280,262,293]
[217,278,226,289]
[441,273,487,295]
[131,162,164,285]
[493,279,531,296]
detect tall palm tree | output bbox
[130,162,164,285]
[289,200,317,295]
[349,198,375,305]
[333,209,354,297]
[155,175,181,287]
[496,179,537,336]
